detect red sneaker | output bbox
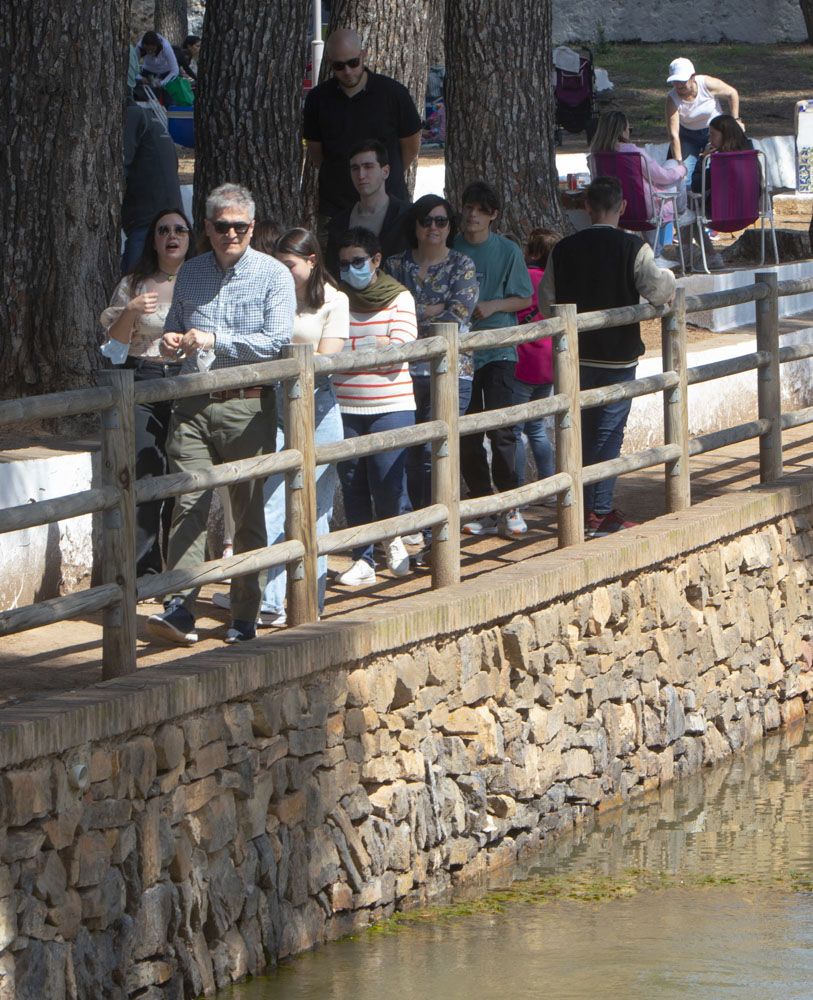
[585,511,604,537]
[592,509,639,537]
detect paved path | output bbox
[2,423,812,708]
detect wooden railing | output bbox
[1,271,812,678]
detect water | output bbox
[227,721,813,1000]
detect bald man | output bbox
[303,28,422,223]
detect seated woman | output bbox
[513,227,561,495]
[99,208,193,578]
[590,110,687,258]
[690,114,753,210]
[334,227,418,587]
[384,194,478,531]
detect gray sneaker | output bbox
[147,598,198,646]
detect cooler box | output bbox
[167,107,195,149]
[795,100,813,193]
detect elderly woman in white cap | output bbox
[665,57,741,181]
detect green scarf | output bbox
[340,271,406,312]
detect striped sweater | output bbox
[333,290,418,414]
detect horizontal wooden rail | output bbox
[459,394,569,436]
[0,386,115,428]
[315,338,446,377]
[315,421,447,466]
[137,539,305,601]
[778,343,813,365]
[577,301,670,332]
[317,505,447,556]
[581,444,682,486]
[684,282,769,315]
[459,316,564,353]
[688,418,771,457]
[579,371,678,410]
[777,276,813,298]
[136,450,303,504]
[781,406,813,430]
[459,473,573,521]
[133,357,302,404]
[0,486,119,535]
[687,351,769,386]
[0,584,122,637]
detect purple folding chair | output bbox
[588,150,685,271]
[690,149,778,273]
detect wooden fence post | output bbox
[662,286,691,512]
[98,369,137,678]
[755,270,783,483]
[552,304,584,547]
[282,345,319,625]
[430,322,461,588]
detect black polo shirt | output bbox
[303,69,422,217]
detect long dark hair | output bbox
[709,114,751,152]
[128,207,194,291]
[404,194,457,249]
[274,227,333,310]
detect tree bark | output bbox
[194,0,309,229]
[154,0,188,46]
[0,0,129,399]
[801,0,813,43]
[445,0,564,239]
[327,0,433,196]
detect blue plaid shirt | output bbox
[165,246,296,373]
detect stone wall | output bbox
[553,0,806,44]
[1,482,813,998]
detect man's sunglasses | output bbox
[339,256,369,269]
[212,220,251,235]
[157,224,190,237]
[331,56,361,71]
[418,215,450,229]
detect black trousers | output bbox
[460,360,518,498]
[125,358,181,577]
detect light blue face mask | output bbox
[340,260,374,290]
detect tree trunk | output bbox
[194,0,309,229]
[327,0,433,196]
[801,0,813,43]
[0,0,129,400]
[154,0,188,45]
[445,0,564,240]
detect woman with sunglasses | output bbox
[99,208,193,579]
[384,194,478,542]
[334,226,418,587]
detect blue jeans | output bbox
[678,124,709,193]
[338,409,414,567]
[513,380,555,484]
[580,364,637,516]
[406,374,472,514]
[262,381,342,614]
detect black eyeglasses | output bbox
[157,224,190,237]
[418,215,450,229]
[339,256,369,269]
[331,56,361,71]
[212,220,251,235]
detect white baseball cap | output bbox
[667,57,695,83]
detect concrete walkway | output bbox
[2,422,812,707]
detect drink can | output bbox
[567,173,577,190]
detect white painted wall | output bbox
[553,0,806,44]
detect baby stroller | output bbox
[554,46,598,145]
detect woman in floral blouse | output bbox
[385,194,478,533]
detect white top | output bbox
[292,282,350,346]
[668,75,721,131]
[100,277,169,359]
[138,33,179,84]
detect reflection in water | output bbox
[226,721,813,1000]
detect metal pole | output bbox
[311,1,324,88]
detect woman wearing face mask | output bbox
[99,207,193,579]
[213,228,349,624]
[334,226,418,587]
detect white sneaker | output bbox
[337,559,377,587]
[401,532,424,546]
[386,537,410,577]
[462,516,499,536]
[212,591,231,611]
[502,509,528,537]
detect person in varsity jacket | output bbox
[538,175,675,538]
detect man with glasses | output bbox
[325,139,410,278]
[146,183,296,647]
[303,28,422,229]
